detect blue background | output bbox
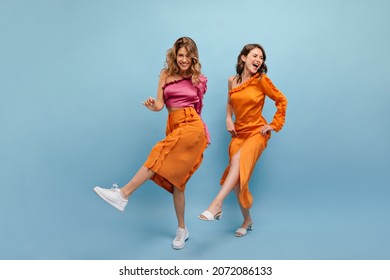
[1,0,389,260]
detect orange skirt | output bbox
[144,107,207,193]
[220,132,270,209]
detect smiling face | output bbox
[242,47,264,75]
[176,47,192,75]
[165,37,201,79]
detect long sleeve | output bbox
[259,74,287,132]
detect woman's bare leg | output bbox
[201,150,241,216]
[173,186,185,228]
[233,185,253,229]
[120,166,155,199]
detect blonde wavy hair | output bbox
[163,37,202,84]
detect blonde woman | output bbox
[94,37,209,249]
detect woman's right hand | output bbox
[226,118,237,137]
[143,97,157,111]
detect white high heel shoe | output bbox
[235,223,253,237]
[198,210,222,221]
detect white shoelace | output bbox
[111,183,119,191]
[175,228,186,241]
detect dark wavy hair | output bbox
[235,43,267,83]
[163,37,202,84]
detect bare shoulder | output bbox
[158,70,169,85]
[228,75,238,90]
[228,75,237,83]
[159,69,169,80]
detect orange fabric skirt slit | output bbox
[220,132,270,209]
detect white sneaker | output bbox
[172,227,189,250]
[93,184,128,212]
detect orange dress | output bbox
[220,73,287,208]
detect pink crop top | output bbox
[162,74,210,144]
[163,75,207,115]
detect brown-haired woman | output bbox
[198,43,287,237]
[94,37,209,249]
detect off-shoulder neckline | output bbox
[229,73,262,94]
[162,76,192,90]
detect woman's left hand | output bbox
[260,124,273,136]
